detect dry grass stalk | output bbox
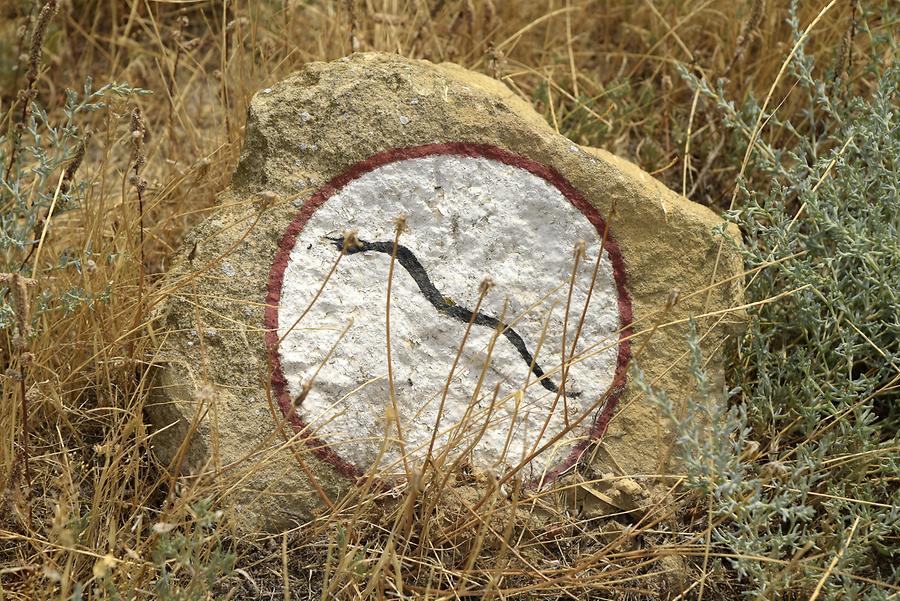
[423,276,493,467]
[0,273,37,528]
[129,106,149,280]
[730,0,765,67]
[23,0,58,91]
[5,0,59,176]
[60,131,89,195]
[384,214,411,480]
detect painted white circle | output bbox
[274,152,624,481]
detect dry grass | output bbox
[0,0,885,599]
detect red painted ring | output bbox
[264,143,633,485]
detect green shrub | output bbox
[1,78,147,316]
[151,498,236,601]
[656,2,899,598]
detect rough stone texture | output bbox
[148,53,744,530]
[273,152,625,482]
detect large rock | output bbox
[148,53,744,530]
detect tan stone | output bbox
[148,53,744,530]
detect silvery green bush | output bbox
[1,79,147,323]
[656,3,899,598]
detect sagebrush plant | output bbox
[150,498,236,601]
[644,2,899,598]
[1,78,146,303]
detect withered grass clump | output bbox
[0,1,896,599]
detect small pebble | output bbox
[399,115,410,125]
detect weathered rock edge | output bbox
[148,53,744,531]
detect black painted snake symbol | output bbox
[328,236,578,397]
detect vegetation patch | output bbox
[0,1,897,599]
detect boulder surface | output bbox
[149,53,744,530]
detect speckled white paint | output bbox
[277,155,621,479]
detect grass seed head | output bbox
[60,131,90,194]
[479,277,495,295]
[130,106,147,174]
[342,229,361,252]
[257,190,278,209]
[394,213,408,233]
[25,0,59,87]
